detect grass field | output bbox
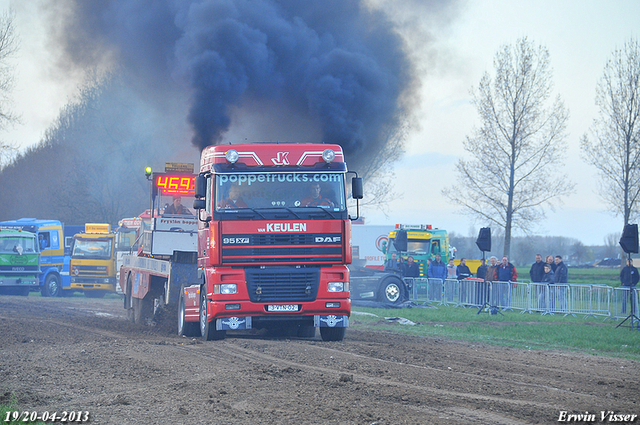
[351,302,640,361]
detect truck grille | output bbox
[245,267,320,303]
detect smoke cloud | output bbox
[50,0,416,165]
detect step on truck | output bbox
[0,228,41,296]
[120,144,362,341]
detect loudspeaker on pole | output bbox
[394,229,408,252]
[619,224,639,254]
[476,227,491,252]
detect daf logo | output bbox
[223,237,250,244]
[315,236,341,243]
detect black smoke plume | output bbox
[50,0,414,166]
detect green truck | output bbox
[0,228,41,296]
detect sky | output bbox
[1,0,639,246]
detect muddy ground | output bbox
[0,295,638,425]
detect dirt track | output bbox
[0,295,638,425]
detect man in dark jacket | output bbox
[553,255,568,312]
[496,256,517,310]
[620,258,639,314]
[529,254,546,282]
[402,255,420,278]
[384,253,401,273]
[457,258,471,280]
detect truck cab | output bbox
[0,228,41,296]
[69,223,117,297]
[0,218,73,297]
[190,144,362,341]
[385,224,450,277]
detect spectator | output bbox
[529,254,546,282]
[402,255,420,277]
[554,256,568,283]
[620,258,638,314]
[485,256,498,282]
[427,254,446,302]
[446,258,458,279]
[384,253,401,273]
[476,258,487,280]
[457,258,471,280]
[553,255,568,312]
[542,263,555,283]
[539,262,555,311]
[546,255,557,272]
[496,256,517,282]
[427,254,446,281]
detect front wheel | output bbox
[378,277,405,305]
[320,327,346,342]
[41,274,61,297]
[199,288,225,341]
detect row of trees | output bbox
[445,37,640,258]
[449,232,624,267]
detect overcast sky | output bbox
[1,0,639,246]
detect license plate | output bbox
[267,304,299,312]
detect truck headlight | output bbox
[328,282,347,292]
[214,284,237,295]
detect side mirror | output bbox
[351,177,363,199]
[195,174,207,199]
[193,199,206,210]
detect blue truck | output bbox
[0,218,82,296]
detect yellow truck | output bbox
[69,223,116,298]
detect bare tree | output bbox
[581,38,640,227]
[0,8,18,169]
[355,120,408,217]
[443,37,573,257]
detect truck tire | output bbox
[41,274,61,297]
[178,292,199,337]
[320,327,346,342]
[134,295,154,325]
[199,289,225,341]
[378,276,405,305]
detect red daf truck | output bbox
[120,144,362,342]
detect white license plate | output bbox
[267,304,299,312]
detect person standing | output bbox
[553,255,568,312]
[427,254,446,302]
[402,256,420,278]
[457,258,471,280]
[620,258,639,314]
[546,255,557,272]
[446,258,458,279]
[529,254,546,283]
[384,253,400,273]
[496,256,517,310]
[476,258,487,280]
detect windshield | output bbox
[0,236,37,253]
[115,229,138,251]
[159,193,196,217]
[388,239,430,255]
[215,172,346,212]
[72,238,113,259]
